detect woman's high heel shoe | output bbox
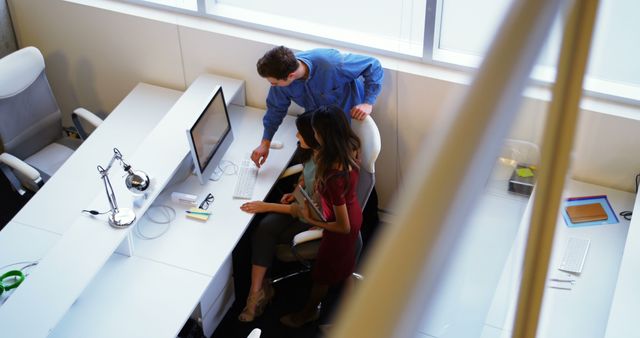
[238,283,275,322]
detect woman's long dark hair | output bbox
[310,105,360,193]
[295,111,320,163]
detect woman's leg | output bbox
[240,213,296,321]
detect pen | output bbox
[548,285,572,290]
[186,210,211,215]
[549,278,576,283]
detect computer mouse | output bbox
[270,140,284,149]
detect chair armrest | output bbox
[280,163,303,179]
[0,153,40,181]
[72,108,103,140]
[292,229,323,247]
[0,153,42,195]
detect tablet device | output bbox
[293,184,326,222]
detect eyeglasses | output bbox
[199,193,214,210]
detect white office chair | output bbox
[0,46,102,195]
[273,115,382,281]
[246,328,261,338]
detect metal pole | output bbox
[511,0,600,337]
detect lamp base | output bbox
[108,208,136,228]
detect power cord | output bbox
[134,204,176,240]
[210,160,239,181]
[619,173,640,221]
[0,261,39,305]
[81,209,111,215]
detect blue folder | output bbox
[561,195,618,227]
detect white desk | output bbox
[480,180,635,338]
[0,75,298,338]
[604,189,640,338]
[416,160,530,338]
[50,104,298,338]
[9,83,182,234]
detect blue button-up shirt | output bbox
[262,48,384,140]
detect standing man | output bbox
[251,46,384,167]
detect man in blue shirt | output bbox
[251,46,384,167]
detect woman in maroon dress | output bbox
[280,105,362,328]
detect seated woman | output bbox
[280,105,362,328]
[238,111,320,322]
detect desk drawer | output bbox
[201,277,234,337]
[200,255,232,317]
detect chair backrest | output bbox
[246,328,262,338]
[351,116,381,210]
[0,46,62,159]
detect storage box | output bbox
[508,164,536,196]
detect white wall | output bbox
[7,0,640,209]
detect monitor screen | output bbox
[186,86,234,184]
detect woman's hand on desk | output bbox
[240,201,272,214]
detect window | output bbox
[128,0,640,104]
[205,0,426,57]
[137,0,197,11]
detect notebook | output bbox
[565,203,607,223]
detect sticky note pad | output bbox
[516,167,534,178]
[186,207,210,221]
[189,207,210,214]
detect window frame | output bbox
[121,0,640,107]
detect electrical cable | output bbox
[81,209,111,215]
[134,204,176,240]
[219,160,238,176]
[618,173,639,221]
[0,261,39,305]
[0,261,39,272]
[620,211,632,221]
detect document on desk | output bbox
[561,195,618,227]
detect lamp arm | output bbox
[97,165,119,213]
[102,148,124,173]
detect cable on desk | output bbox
[0,261,39,272]
[620,211,632,221]
[209,160,237,182]
[0,260,39,305]
[81,209,110,215]
[219,160,238,176]
[135,204,176,240]
[618,174,640,221]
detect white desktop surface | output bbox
[417,161,530,338]
[0,76,286,338]
[49,253,211,338]
[47,104,297,338]
[132,104,298,277]
[605,189,640,338]
[481,180,635,338]
[0,222,59,271]
[10,83,182,234]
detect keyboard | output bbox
[558,237,590,274]
[233,159,258,199]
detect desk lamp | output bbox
[98,148,150,228]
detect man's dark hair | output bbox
[256,46,298,80]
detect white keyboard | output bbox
[233,159,258,199]
[559,237,590,274]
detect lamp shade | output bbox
[125,169,150,193]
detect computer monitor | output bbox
[186,86,234,184]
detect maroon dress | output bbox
[312,169,362,285]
